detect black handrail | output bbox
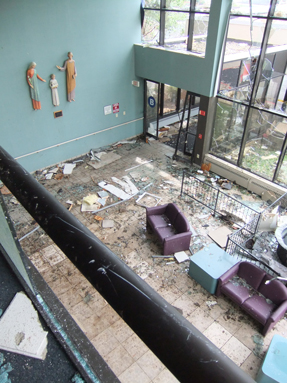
[0,146,255,383]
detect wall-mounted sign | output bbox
[113,103,119,113]
[104,105,112,115]
[148,96,156,108]
[54,110,63,118]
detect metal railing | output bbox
[226,220,279,277]
[180,170,287,277]
[181,170,261,234]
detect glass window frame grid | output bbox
[142,0,209,51]
[213,0,287,186]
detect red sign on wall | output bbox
[113,103,119,113]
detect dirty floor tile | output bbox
[221,336,252,366]
[203,322,232,348]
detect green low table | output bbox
[256,334,287,383]
[188,243,239,294]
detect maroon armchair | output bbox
[146,203,192,255]
[216,261,287,335]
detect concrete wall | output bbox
[0,0,143,172]
[134,0,232,97]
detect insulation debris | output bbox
[63,163,76,175]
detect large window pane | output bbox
[166,0,190,11]
[219,17,266,102]
[225,17,266,56]
[219,60,241,94]
[254,20,287,111]
[190,13,209,56]
[163,84,178,114]
[274,0,287,18]
[142,10,160,44]
[241,109,285,180]
[144,0,160,8]
[164,11,189,51]
[231,0,270,17]
[277,138,287,187]
[209,99,247,164]
[276,70,287,113]
[195,0,211,12]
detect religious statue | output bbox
[26,62,46,110]
[56,52,77,102]
[49,74,60,106]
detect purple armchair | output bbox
[146,203,192,255]
[216,261,287,335]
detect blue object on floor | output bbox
[188,243,239,294]
[256,334,287,383]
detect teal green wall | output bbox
[0,0,143,172]
[134,0,231,97]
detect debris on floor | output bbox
[205,300,217,308]
[3,138,287,381]
[0,185,11,195]
[136,192,161,208]
[88,152,121,170]
[252,334,264,357]
[102,219,114,229]
[208,226,233,248]
[81,195,100,212]
[98,181,131,200]
[0,352,13,382]
[174,251,190,263]
[0,292,48,360]
[63,163,76,175]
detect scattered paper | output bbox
[98,191,109,198]
[82,195,98,205]
[98,181,130,200]
[98,198,107,206]
[48,167,58,174]
[63,163,76,175]
[174,251,189,263]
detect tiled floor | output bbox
[4,139,287,382]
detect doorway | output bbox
[144,80,200,160]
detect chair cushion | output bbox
[242,295,276,325]
[238,262,266,290]
[165,203,180,226]
[221,281,250,305]
[258,276,287,305]
[154,226,177,243]
[148,214,169,229]
[174,212,190,233]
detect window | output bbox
[142,0,210,56]
[212,0,287,187]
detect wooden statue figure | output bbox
[26,62,46,110]
[49,74,60,106]
[56,52,77,102]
